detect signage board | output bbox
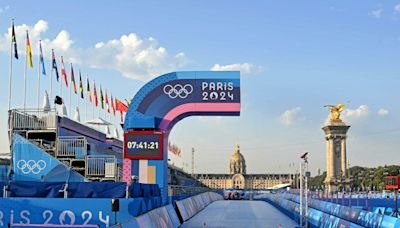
[124,131,163,160]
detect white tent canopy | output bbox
[85,117,122,139]
[42,90,50,110]
[85,117,112,126]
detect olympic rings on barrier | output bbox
[163,84,193,99]
[16,159,47,174]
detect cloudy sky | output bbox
[0,1,400,175]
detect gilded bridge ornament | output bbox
[324,103,345,122]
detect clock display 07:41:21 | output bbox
[126,141,159,150]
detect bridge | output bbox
[1,71,400,227]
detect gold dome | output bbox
[230,144,245,163]
[230,144,246,174]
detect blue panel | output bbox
[67,182,127,198]
[0,165,9,182]
[129,183,143,198]
[12,134,86,182]
[124,71,241,131]
[195,71,240,79]
[380,215,400,228]
[175,71,196,80]
[6,182,128,198]
[124,71,241,204]
[0,198,148,228]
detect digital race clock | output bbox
[124,131,163,160]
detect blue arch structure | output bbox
[124,71,241,202]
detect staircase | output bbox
[8,109,119,182]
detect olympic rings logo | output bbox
[163,84,193,99]
[16,159,47,174]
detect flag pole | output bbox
[98,84,101,119]
[8,19,15,180]
[23,30,28,110]
[92,98,94,119]
[69,63,72,116]
[76,70,79,116]
[85,76,88,121]
[92,80,95,120]
[50,49,53,105]
[8,19,15,111]
[76,88,79,120]
[37,40,41,110]
[85,89,87,121]
[59,57,62,101]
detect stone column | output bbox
[341,137,347,177]
[322,121,350,193]
[326,136,330,179]
[330,138,335,178]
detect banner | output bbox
[12,134,85,182]
[0,198,148,228]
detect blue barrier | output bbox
[0,182,163,227]
[261,194,364,227]
[133,204,180,228]
[2,181,161,199]
[114,191,223,228]
[0,197,156,228]
[175,192,223,222]
[0,165,9,182]
[260,193,400,228]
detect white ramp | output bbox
[181,200,297,228]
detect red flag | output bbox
[61,56,68,87]
[115,98,128,112]
[116,98,128,122]
[105,90,110,113]
[93,81,98,107]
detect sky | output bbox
[0,1,400,175]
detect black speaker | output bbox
[54,96,63,105]
[111,198,120,212]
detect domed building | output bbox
[230,144,246,175]
[195,144,291,189]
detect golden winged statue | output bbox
[324,103,345,122]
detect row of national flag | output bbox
[9,20,129,121]
[168,141,182,157]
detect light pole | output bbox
[299,152,309,228]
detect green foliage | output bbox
[309,165,400,191]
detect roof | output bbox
[230,144,245,163]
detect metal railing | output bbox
[85,155,117,179]
[56,136,87,158]
[168,185,211,196]
[117,165,123,182]
[9,109,57,130]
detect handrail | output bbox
[168,184,211,196]
[56,136,87,158]
[9,109,57,130]
[85,155,117,180]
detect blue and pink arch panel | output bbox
[123,71,241,202]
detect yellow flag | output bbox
[26,31,33,68]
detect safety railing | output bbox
[85,155,117,179]
[168,185,211,196]
[117,166,123,182]
[56,136,87,158]
[9,109,57,130]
